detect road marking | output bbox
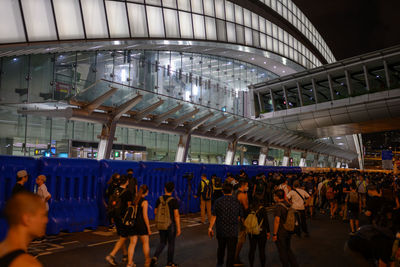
[88,239,119,247]
[187,223,202,227]
[35,252,53,258]
[60,241,80,245]
[46,243,64,251]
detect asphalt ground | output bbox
[34,212,368,267]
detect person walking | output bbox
[0,192,48,267]
[287,180,310,237]
[234,179,249,266]
[211,175,224,206]
[208,182,243,267]
[272,189,299,267]
[194,174,213,224]
[127,185,152,267]
[151,182,181,267]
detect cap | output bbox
[17,170,28,178]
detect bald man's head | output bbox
[4,192,48,236]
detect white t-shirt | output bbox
[37,184,50,211]
[278,184,290,196]
[287,188,310,210]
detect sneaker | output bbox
[122,255,128,262]
[166,263,179,267]
[150,257,157,267]
[105,255,117,266]
[233,260,244,266]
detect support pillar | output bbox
[282,148,291,167]
[97,120,117,160]
[175,134,191,163]
[312,153,319,167]
[299,152,307,167]
[225,140,238,165]
[258,147,269,166]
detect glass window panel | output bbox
[192,14,205,39]
[178,0,190,11]
[267,36,273,50]
[205,17,217,40]
[271,0,276,10]
[260,33,266,49]
[204,0,214,16]
[179,11,193,38]
[252,30,259,47]
[278,27,283,41]
[243,9,251,27]
[259,17,265,33]
[236,25,244,44]
[215,0,224,19]
[105,0,129,38]
[147,6,165,37]
[234,5,243,24]
[226,22,236,42]
[225,1,234,22]
[146,0,161,5]
[216,19,226,41]
[244,27,252,45]
[272,24,278,38]
[21,0,57,41]
[163,0,176,8]
[127,3,148,37]
[273,38,278,53]
[191,0,203,14]
[127,0,144,2]
[0,0,26,43]
[266,20,272,35]
[80,0,108,38]
[252,13,259,30]
[279,41,284,54]
[53,0,85,40]
[164,9,180,38]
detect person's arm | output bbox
[238,192,249,210]
[142,200,151,235]
[208,215,217,238]
[12,254,43,267]
[264,210,271,239]
[174,209,181,237]
[273,216,280,242]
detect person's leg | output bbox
[200,198,206,223]
[139,235,151,265]
[206,200,212,222]
[355,219,359,230]
[153,230,168,260]
[226,237,238,267]
[234,230,245,262]
[127,236,138,266]
[300,210,308,234]
[248,235,257,267]
[217,237,227,266]
[349,219,354,232]
[275,234,290,267]
[110,236,127,257]
[258,235,267,267]
[167,225,176,264]
[286,235,299,267]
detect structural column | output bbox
[225,140,238,165]
[97,120,117,160]
[175,134,191,163]
[282,148,291,167]
[312,153,319,167]
[258,147,269,166]
[299,152,307,167]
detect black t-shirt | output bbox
[119,187,133,216]
[11,183,27,196]
[253,207,270,234]
[127,175,138,197]
[156,195,179,223]
[274,201,290,234]
[367,196,382,214]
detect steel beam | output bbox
[153,104,183,125]
[132,98,164,121]
[172,108,200,128]
[113,94,143,120]
[188,112,214,132]
[83,86,118,115]
[199,116,227,134]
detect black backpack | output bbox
[255,180,266,196]
[107,188,127,218]
[201,180,212,200]
[122,205,138,227]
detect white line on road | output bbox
[60,241,80,245]
[35,252,53,258]
[88,239,119,247]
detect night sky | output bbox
[293,0,400,61]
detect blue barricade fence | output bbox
[0,156,302,240]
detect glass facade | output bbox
[0,0,330,70]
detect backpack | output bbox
[348,191,359,204]
[122,205,138,227]
[244,207,264,235]
[155,196,173,230]
[107,188,127,218]
[201,180,212,200]
[326,187,335,200]
[277,203,298,232]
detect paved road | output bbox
[35,213,367,267]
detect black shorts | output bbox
[115,218,135,237]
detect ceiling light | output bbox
[273,66,277,69]
[264,61,267,64]
[251,57,255,60]
[338,143,344,145]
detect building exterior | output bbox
[0,0,346,166]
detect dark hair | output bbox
[238,179,248,187]
[165,182,175,193]
[127,168,133,173]
[107,173,120,185]
[119,174,128,185]
[16,176,22,182]
[201,173,207,178]
[134,184,149,206]
[274,189,285,200]
[222,182,233,194]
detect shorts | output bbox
[348,208,359,220]
[115,218,135,238]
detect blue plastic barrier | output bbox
[0,155,303,239]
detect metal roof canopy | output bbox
[17,79,357,160]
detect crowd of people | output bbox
[2,167,400,267]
